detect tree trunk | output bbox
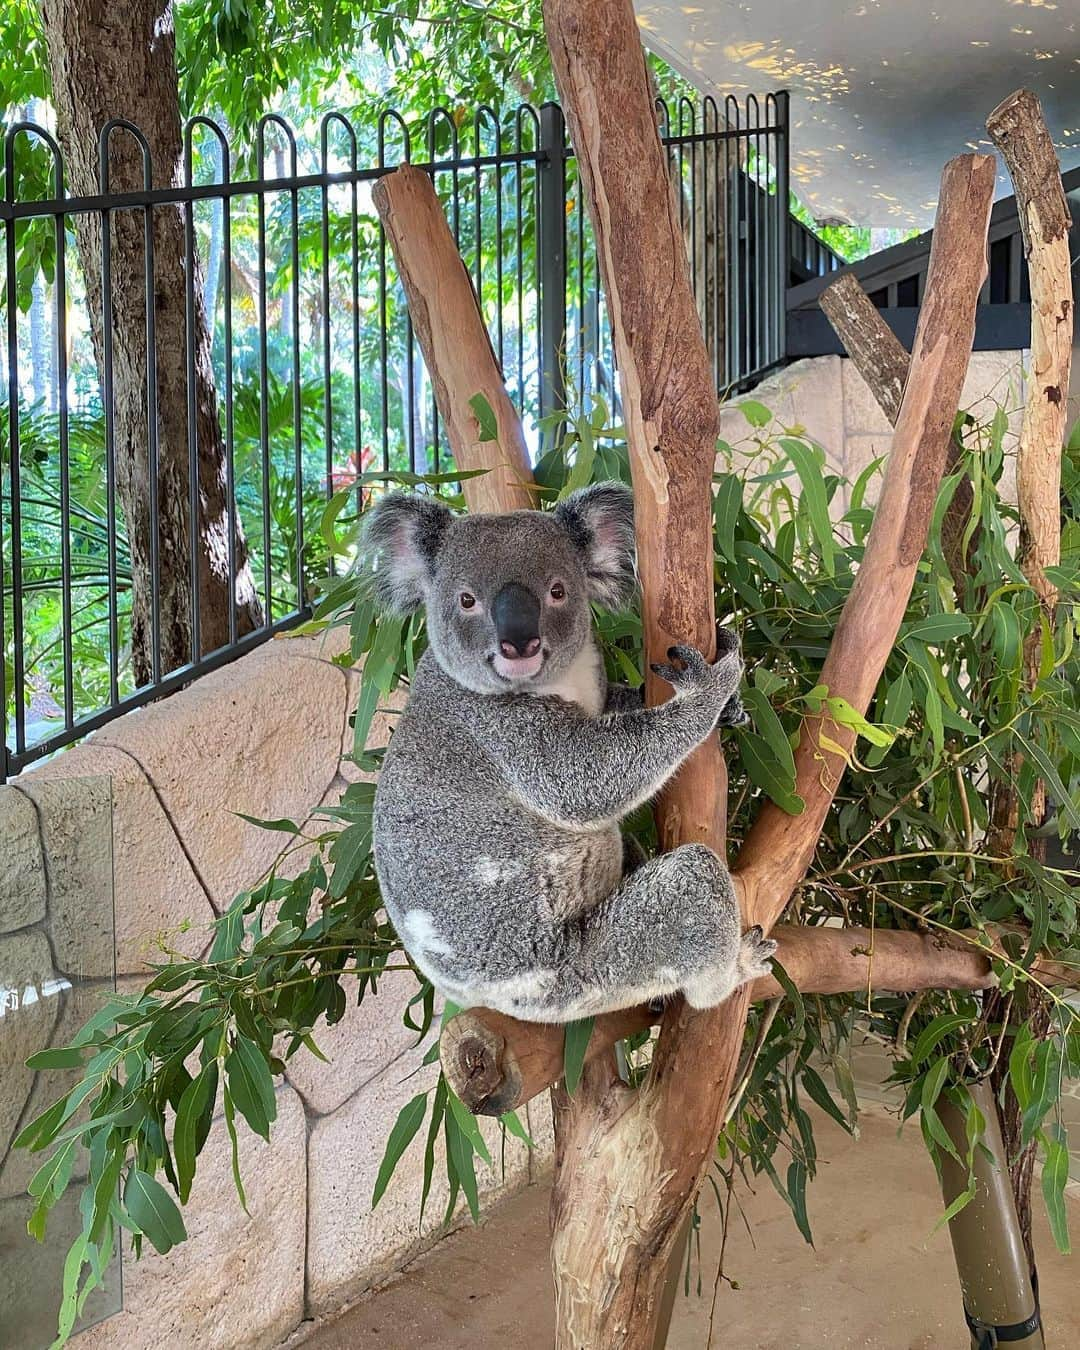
[40,0,262,684]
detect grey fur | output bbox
[368,483,776,1023]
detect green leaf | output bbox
[739,399,772,428]
[920,1057,951,1112]
[372,1092,427,1208]
[320,486,355,558]
[499,1109,536,1148]
[444,1109,481,1222]
[800,1069,852,1134]
[174,1063,218,1204]
[779,437,835,573]
[902,614,972,647]
[1041,1126,1071,1254]
[562,1017,594,1096]
[824,695,895,749]
[221,1085,248,1214]
[448,1088,493,1166]
[910,1014,971,1068]
[932,1181,976,1233]
[786,1159,813,1245]
[24,1046,88,1071]
[225,1038,277,1142]
[1019,735,1080,834]
[468,392,499,442]
[713,473,742,563]
[234,812,301,834]
[419,1077,447,1228]
[124,1169,187,1255]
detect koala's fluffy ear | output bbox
[553,481,636,610]
[362,492,453,612]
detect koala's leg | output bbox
[557,843,775,1016]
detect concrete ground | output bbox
[298,1103,1080,1350]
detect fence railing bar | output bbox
[3,95,799,779]
[3,607,311,777]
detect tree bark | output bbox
[542,3,996,1331]
[372,164,536,514]
[40,0,262,684]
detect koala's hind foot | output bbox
[682,925,778,1010]
[552,843,751,1020]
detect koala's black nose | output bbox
[492,583,541,659]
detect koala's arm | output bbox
[463,645,740,826]
[603,681,644,714]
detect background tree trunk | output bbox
[40,0,262,684]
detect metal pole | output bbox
[537,101,567,423]
[774,89,791,369]
[938,1080,1044,1350]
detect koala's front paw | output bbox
[650,644,711,695]
[716,690,749,728]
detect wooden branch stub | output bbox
[372,165,535,515]
[819,272,978,593]
[820,273,908,422]
[987,90,1072,251]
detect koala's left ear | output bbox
[362,492,453,613]
[553,480,636,610]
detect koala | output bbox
[366,481,776,1024]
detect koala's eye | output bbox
[549,582,566,602]
[459,592,476,610]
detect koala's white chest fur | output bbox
[541,643,606,717]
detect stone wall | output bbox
[717,350,1029,509]
[1,632,552,1350]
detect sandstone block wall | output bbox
[717,350,1029,511]
[1,631,552,1350]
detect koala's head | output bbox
[363,482,635,695]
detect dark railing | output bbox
[787,164,1080,356]
[2,93,791,779]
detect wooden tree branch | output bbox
[986,90,1073,625]
[820,272,978,594]
[443,925,1052,1116]
[372,165,536,514]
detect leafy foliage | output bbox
[16,392,1080,1341]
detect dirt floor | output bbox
[298,1103,1080,1350]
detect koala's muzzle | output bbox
[492,583,541,660]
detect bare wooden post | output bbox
[372,165,536,514]
[983,88,1074,1272]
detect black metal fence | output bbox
[2,92,790,779]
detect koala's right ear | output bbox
[362,493,453,613]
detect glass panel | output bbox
[0,775,121,1348]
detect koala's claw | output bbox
[716,692,749,728]
[651,644,709,691]
[739,925,778,981]
[715,625,740,658]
